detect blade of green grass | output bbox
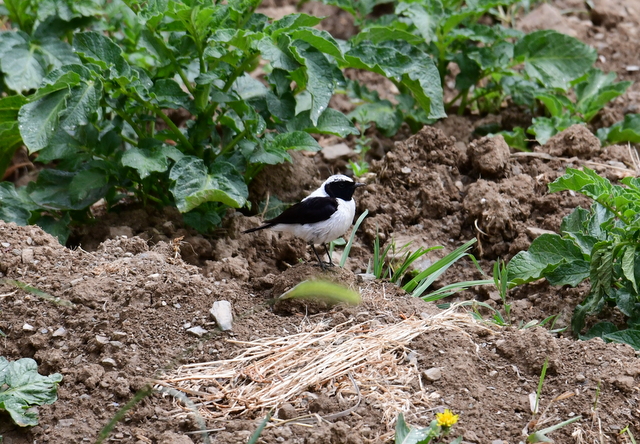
[404,238,477,297]
[339,209,368,268]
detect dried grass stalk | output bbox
[158,304,488,429]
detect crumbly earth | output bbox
[2,0,640,443]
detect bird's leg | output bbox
[323,243,334,267]
[310,243,327,270]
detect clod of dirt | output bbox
[463,175,535,257]
[468,134,511,177]
[518,3,578,37]
[590,0,640,29]
[541,124,600,158]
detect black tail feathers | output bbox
[243,224,272,234]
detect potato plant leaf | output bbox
[0,357,63,427]
[514,30,597,90]
[170,157,248,212]
[597,114,640,144]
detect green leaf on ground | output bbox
[0,357,62,427]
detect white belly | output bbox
[272,199,356,244]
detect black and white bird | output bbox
[243,174,365,269]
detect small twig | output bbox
[510,152,636,175]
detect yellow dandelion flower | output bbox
[436,409,459,428]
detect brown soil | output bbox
[2,1,640,443]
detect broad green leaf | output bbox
[0,32,45,92]
[498,126,527,151]
[580,321,617,340]
[249,141,291,165]
[571,288,606,335]
[149,78,190,108]
[68,168,109,204]
[59,79,103,131]
[344,41,445,119]
[544,260,590,287]
[27,169,106,210]
[269,131,322,152]
[36,213,71,245]
[38,37,81,68]
[597,114,640,145]
[621,245,638,293]
[0,357,62,427]
[287,108,359,137]
[535,93,569,118]
[170,157,248,212]
[549,168,612,201]
[351,26,424,45]
[514,30,597,90]
[0,121,23,178]
[121,146,170,179]
[603,329,640,350]
[590,242,614,298]
[256,35,299,71]
[266,14,323,38]
[506,233,585,285]
[0,182,31,225]
[278,280,361,305]
[18,89,70,153]
[575,69,631,122]
[395,2,441,43]
[73,32,130,78]
[348,101,403,137]
[290,41,335,126]
[289,28,345,63]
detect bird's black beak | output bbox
[354,182,366,188]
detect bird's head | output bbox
[322,174,365,201]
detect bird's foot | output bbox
[314,261,335,271]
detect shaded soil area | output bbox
[2,0,640,443]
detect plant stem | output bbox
[113,108,145,139]
[220,128,248,157]
[121,134,138,146]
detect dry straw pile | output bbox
[159,304,486,428]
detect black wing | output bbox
[266,196,338,225]
[243,197,338,233]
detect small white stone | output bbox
[1,242,10,248]
[101,358,117,367]
[626,65,640,72]
[210,301,233,331]
[423,367,442,381]
[23,323,36,331]
[186,326,208,337]
[52,327,67,337]
[95,335,110,345]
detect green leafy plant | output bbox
[507,168,640,349]
[395,411,462,444]
[327,0,600,119]
[369,236,441,285]
[597,114,640,145]
[525,69,631,145]
[347,135,372,178]
[0,357,62,427]
[524,359,582,443]
[403,238,491,300]
[368,236,493,300]
[0,0,444,243]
